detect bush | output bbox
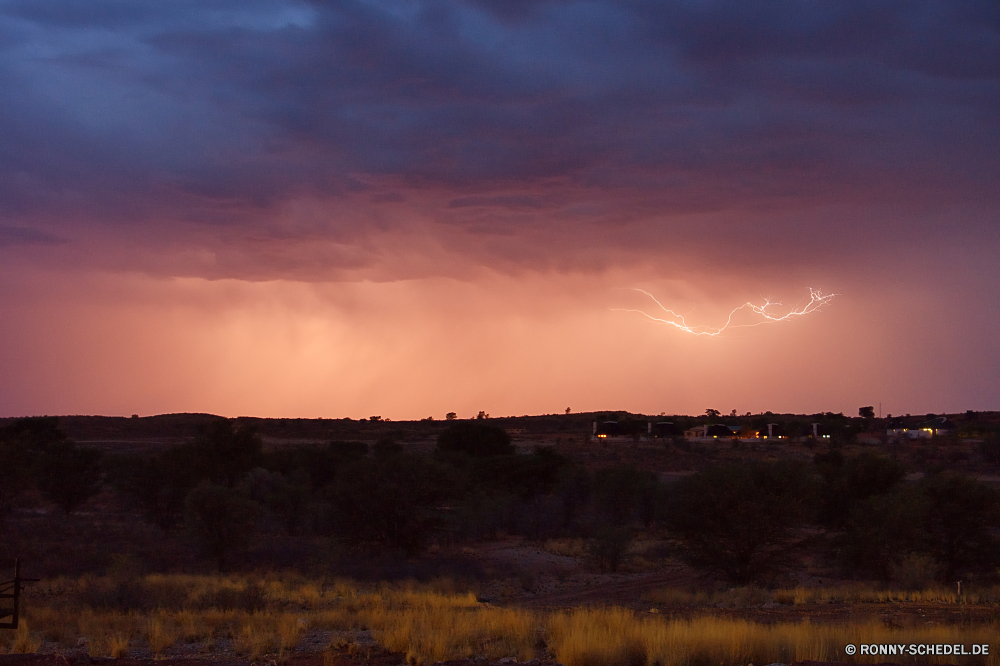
[184,482,260,571]
[330,454,455,555]
[0,417,84,523]
[471,446,569,498]
[189,420,263,487]
[836,486,927,580]
[110,450,200,531]
[588,525,633,573]
[980,438,1000,465]
[34,443,103,513]
[593,467,662,525]
[815,453,906,528]
[919,473,1000,578]
[890,553,940,590]
[665,461,815,583]
[437,422,514,457]
[835,474,1000,581]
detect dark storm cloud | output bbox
[0,0,997,274]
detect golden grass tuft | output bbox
[90,632,131,659]
[13,573,1000,666]
[548,611,1000,666]
[235,612,287,660]
[10,620,44,654]
[278,614,307,651]
[371,606,535,665]
[146,614,180,656]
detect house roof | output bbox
[918,416,955,431]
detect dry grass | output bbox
[146,614,181,656]
[775,584,1000,605]
[548,610,1000,666]
[235,614,279,660]
[91,632,131,658]
[645,583,1000,607]
[4,620,44,654]
[13,574,1000,665]
[370,605,536,665]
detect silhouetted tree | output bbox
[837,472,999,581]
[373,436,404,457]
[330,454,454,556]
[192,420,263,487]
[836,486,927,579]
[472,447,569,498]
[816,453,906,528]
[919,474,1000,579]
[184,482,259,571]
[109,444,203,531]
[260,441,367,491]
[979,438,1000,466]
[555,466,592,528]
[0,420,46,528]
[244,467,312,535]
[1,417,100,520]
[34,442,103,514]
[594,466,660,525]
[588,524,633,572]
[666,461,815,583]
[437,422,514,457]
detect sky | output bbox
[1,0,998,420]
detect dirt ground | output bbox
[6,538,991,666]
[451,538,1000,633]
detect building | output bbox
[807,423,831,439]
[762,423,786,439]
[650,422,680,438]
[592,420,631,441]
[684,424,738,440]
[888,416,956,439]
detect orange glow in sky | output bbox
[0,2,997,417]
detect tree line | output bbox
[1,417,999,584]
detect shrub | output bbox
[919,473,1000,578]
[330,454,453,555]
[437,423,514,457]
[34,443,103,514]
[588,525,633,573]
[593,466,662,525]
[890,553,940,590]
[979,438,1000,465]
[184,482,260,571]
[665,461,814,583]
[815,453,906,528]
[836,487,927,580]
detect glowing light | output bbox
[614,288,837,337]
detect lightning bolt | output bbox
[614,288,837,337]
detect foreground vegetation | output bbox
[3,415,1000,665]
[3,575,1000,665]
[3,416,1000,587]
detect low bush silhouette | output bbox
[665,461,815,583]
[437,422,514,457]
[184,482,259,571]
